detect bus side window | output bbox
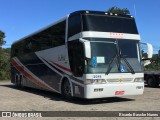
[24,41,32,54]
[14,49,18,56]
[68,40,85,77]
[68,14,81,38]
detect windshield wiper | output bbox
[119,49,135,74]
[106,49,135,75]
[105,54,118,75]
[120,54,135,74]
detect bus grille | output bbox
[107,78,133,83]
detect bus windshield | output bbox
[82,14,138,34]
[84,38,143,74]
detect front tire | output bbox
[61,79,72,99]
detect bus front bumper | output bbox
[84,82,144,99]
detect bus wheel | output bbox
[15,74,22,88]
[147,77,159,88]
[61,79,72,99]
[15,74,20,87]
[19,75,23,88]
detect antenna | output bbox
[134,3,137,18]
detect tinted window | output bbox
[118,40,138,58]
[23,20,66,54]
[82,15,138,34]
[68,40,85,76]
[68,14,82,38]
[12,20,66,56]
[11,41,25,57]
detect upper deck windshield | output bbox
[84,38,143,74]
[82,14,138,34]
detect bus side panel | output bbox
[11,63,49,90]
[35,46,71,75]
[11,53,63,92]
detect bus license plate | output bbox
[115,91,125,95]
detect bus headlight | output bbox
[134,78,144,82]
[85,79,106,84]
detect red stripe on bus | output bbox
[11,59,51,90]
[51,62,71,73]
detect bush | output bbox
[145,54,160,71]
[0,48,10,80]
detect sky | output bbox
[0,0,160,51]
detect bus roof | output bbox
[70,10,133,18]
[12,10,134,46]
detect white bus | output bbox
[11,10,152,99]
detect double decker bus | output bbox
[11,10,149,99]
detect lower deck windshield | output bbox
[84,38,143,74]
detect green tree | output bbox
[107,6,130,15]
[0,30,10,80]
[0,30,6,47]
[0,48,11,80]
[145,54,160,71]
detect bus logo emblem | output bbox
[118,78,122,82]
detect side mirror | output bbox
[140,42,153,66]
[146,43,153,59]
[79,39,91,59]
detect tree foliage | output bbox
[0,30,10,80]
[107,6,130,15]
[0,48,10,80]
[0,30,6,46]
[145,54,160,71]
